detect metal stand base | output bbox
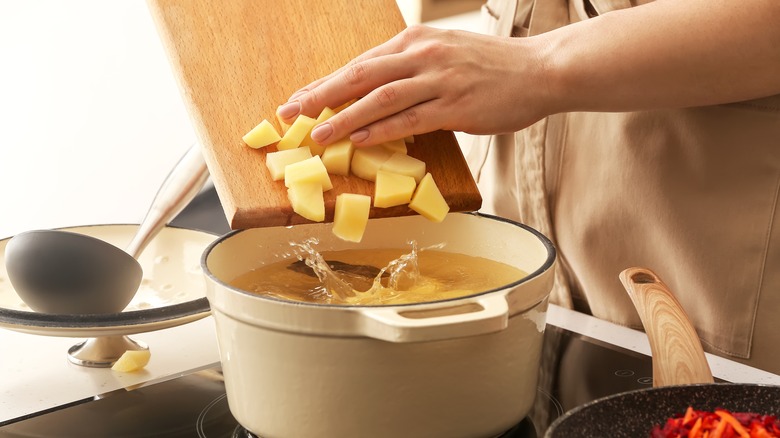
[67,335,149,367]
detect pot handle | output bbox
[358,294,510,343]
[620,267,714,387]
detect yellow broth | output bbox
[229,248,527,305]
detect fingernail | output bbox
[277,101,301,120]
[288,90,307,102]
[350,129,369,143]
[311,123,334,143]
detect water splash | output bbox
[289,238,354,300]
[289,239,446,304]
[373,240,420,291]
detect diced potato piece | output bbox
[379,153,426,183]
[284,155,333,191]
[301,107,337,155]
[332,193,371,242]
[287,182,325,222]
[321,138,354,176]
[265,146,313,181]
[275,110,291,134]
[277,115,317,150]
[111,349,151,372]
[317,107,337,122]
[409,173,449,223]
[308,143,327,157]
[242,119,281,149]
[374,170,416,208]
[380,138,407,155]
[351,146,392,182]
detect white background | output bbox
[1,1,198,239]
[0,1,480,240]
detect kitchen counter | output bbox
[2,304,779,425]
[1,1,778,428]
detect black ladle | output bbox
[3,143,209,366]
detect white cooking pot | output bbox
[202,213,556,438]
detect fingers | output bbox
[279,51,414,125]
[309,76,438,145]
[277,26,449,146]
[282,28,414,107]
[285,67,343,103]
[348,99,442,146]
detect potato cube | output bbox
[374,170,417,208]
[301,107,337,155]
[380,138,407,155]
[277,115,317,150]
[409,173,449,223]
[317,106,337,122]
[307,143,326,157]
[265,146,313,181]
[242,119,281,149]
[351,146,392,182]
[287,182,325,222]
[308,144,326,157]
[379,153,426,183]
[284,155,333,191]
[275,110,291,134]
[111,349,151,372]
[332,193,371,242]
[321,138,354,176]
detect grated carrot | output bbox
[651,406,780,438]
[716,410,751,438]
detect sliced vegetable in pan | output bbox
[652,406,780,438]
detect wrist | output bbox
[510,28,577,120]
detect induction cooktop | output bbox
[0,323,657,437]
[0,184,659,437]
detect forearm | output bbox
[537,0,780,114]
[284,0,780,145]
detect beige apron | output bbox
[469,0,780,373]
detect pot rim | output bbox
[200,212,557,310]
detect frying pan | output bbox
[545,267,780,437]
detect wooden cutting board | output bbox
[146,0,482,229]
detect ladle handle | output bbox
[125,143,210,259]
[619,267,714,387]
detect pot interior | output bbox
[204,213,555,306]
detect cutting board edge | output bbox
[227,193,483,230]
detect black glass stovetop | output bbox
[0,324,654,437]
[0,184,658,437]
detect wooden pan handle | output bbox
[619,267,714,387]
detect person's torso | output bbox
[469,0,780,372]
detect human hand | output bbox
[276,25,553,147]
